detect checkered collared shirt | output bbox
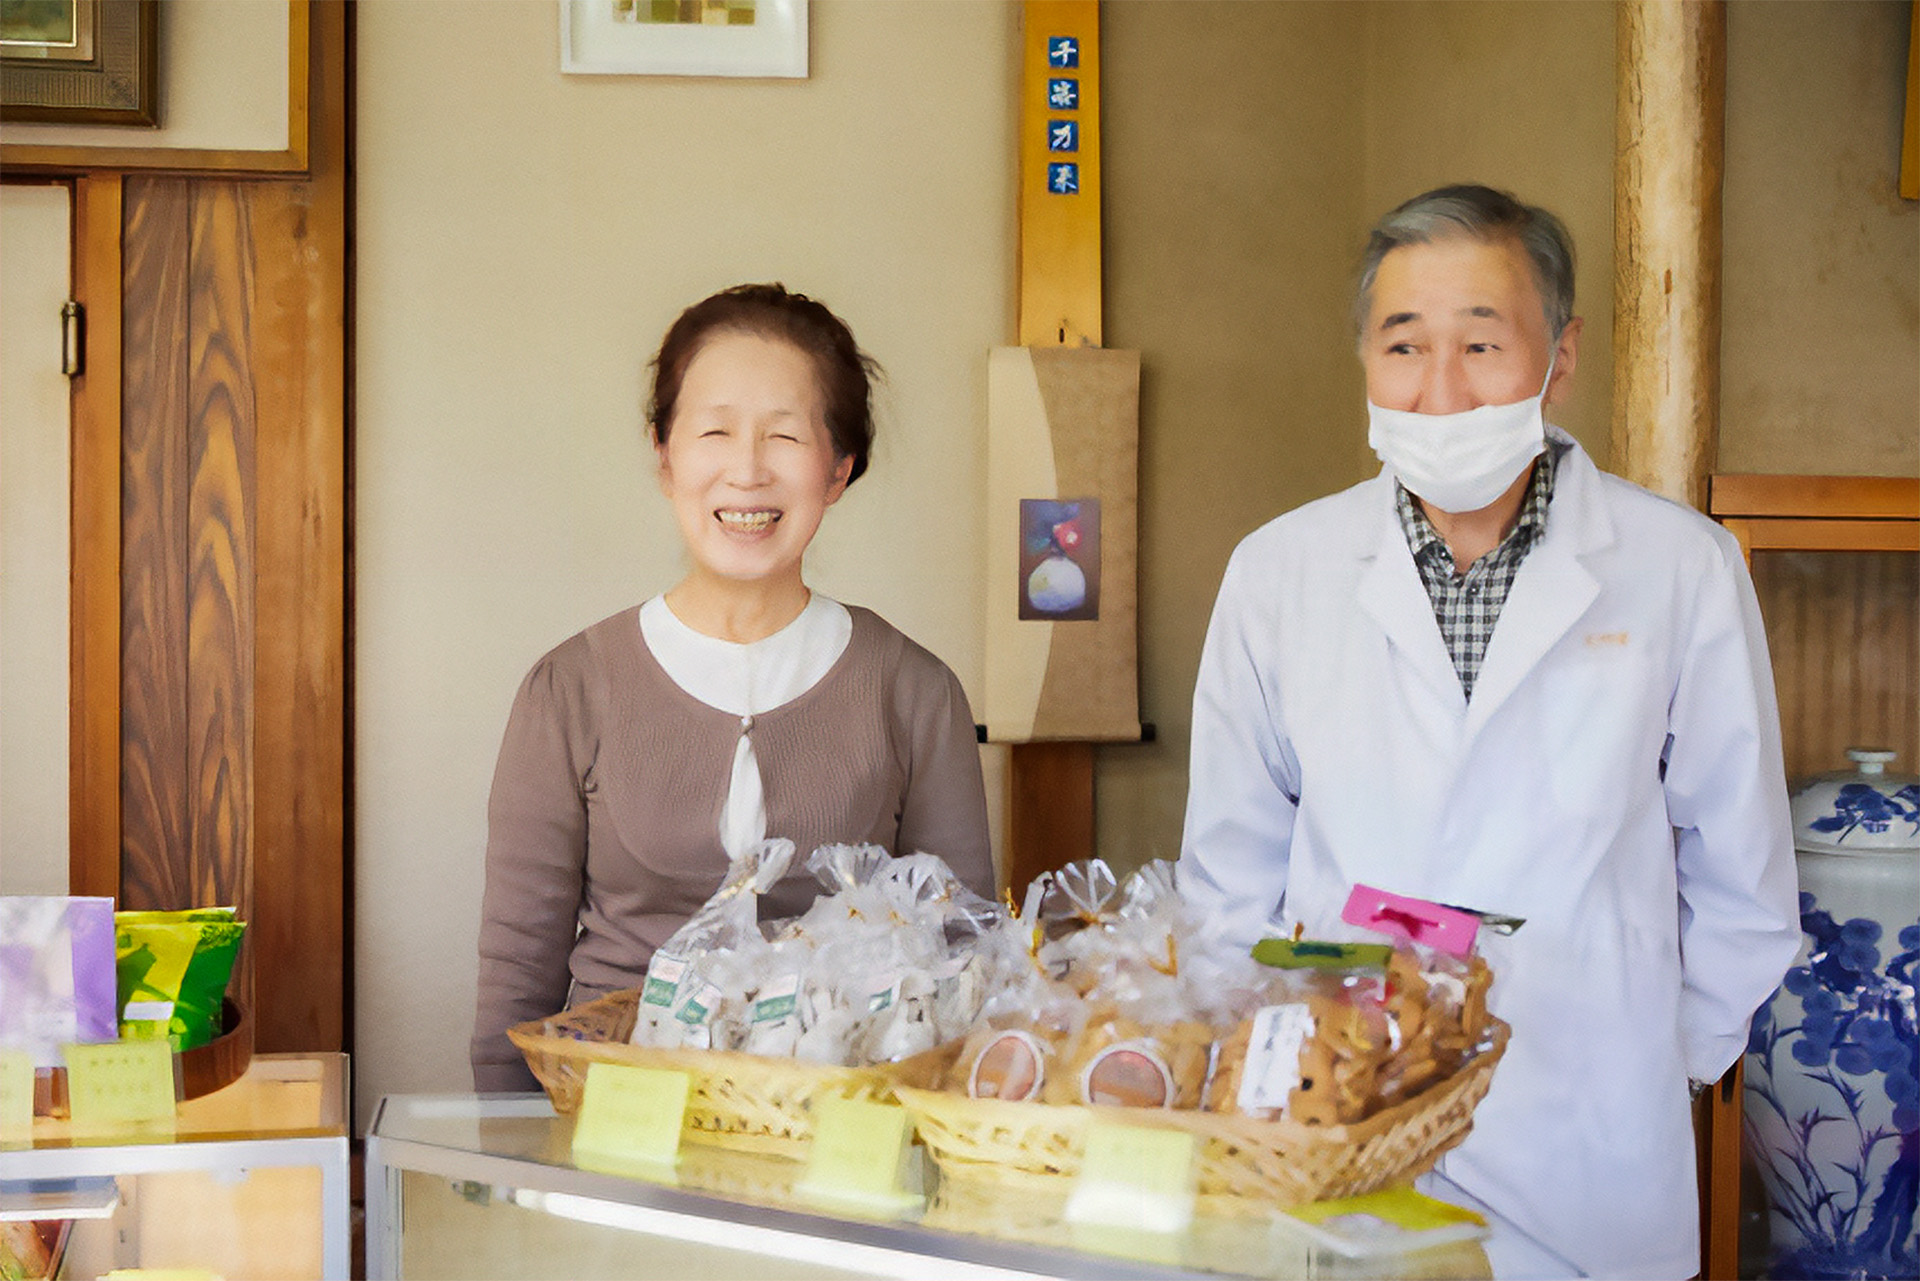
[1393,439,1563,701]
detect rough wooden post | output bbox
[1618,7,1740,1274]
[1613,0,1725,509]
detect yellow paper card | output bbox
[1288,1184,1487,1230]
[0,1049,33,1148]
[64,1039,177,1140]
[1065,1120,1198,1240]
[797,1096,919,1217]
[1279,1184,1489,1259]
[570,1062,689,1177]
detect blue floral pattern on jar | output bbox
[1805,782,1920,844]
[1745,892,1920,1280]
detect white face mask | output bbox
[1367,361,1554,514]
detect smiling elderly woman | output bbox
[470,284,994,1092]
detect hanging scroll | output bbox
[984,345,1141,743]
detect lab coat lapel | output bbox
[1353,476,1466,716]
[1464,437,1612,738]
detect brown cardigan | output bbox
[470,604,993,1091]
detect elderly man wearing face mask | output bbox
[1177,184,1799,1279]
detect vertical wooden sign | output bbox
[1019,0,1102,347]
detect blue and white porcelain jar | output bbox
[1745,748,1919,1280]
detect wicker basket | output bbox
[897,1019,1508,1211]
[508,987,961,1156]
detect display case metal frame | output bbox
[0,1051,352,1278]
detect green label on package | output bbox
[754,993,797,1022]
[641,953,687,1008]
[1251,938,1393,972]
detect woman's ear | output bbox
[654,436,673,497]
[825,454,853,506]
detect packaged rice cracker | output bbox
[114,907,246,1051]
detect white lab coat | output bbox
[1178,431,1799,1279]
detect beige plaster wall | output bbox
[1361,0,1618,464]
[1097,1,1367,868]
[1095,0,1616,876]
[353,0,1015,1125]
[1721,0,1919,476]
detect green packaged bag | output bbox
[115,907,246,1052]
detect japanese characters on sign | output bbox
[1045,35,1080,196]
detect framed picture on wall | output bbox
[560,0,807,78]
[0,0,157,125]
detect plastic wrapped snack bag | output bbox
[115,906,246,1051]
[1042,924,1214,1111]
[945,949,1085,1103]
[1209,938,1410,1125]
[792,979,861,1064]
[858,854,987,1062]
[1025,859,1126,994]
[779,844,1001,1065]
[790,892,917,1064]
[737,937,811,1058]
[631,839,795,1048]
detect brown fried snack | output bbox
[1428,952,1496,1071]
[1371,949,1443,1109]
[1290,995,1389,1126]
[1205,1017,1258,1114]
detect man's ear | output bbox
[1546,316,1583,407]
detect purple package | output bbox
[0,896,120,1067]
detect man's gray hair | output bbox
[1353,184,1576,341]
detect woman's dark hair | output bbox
[647,283,880,485]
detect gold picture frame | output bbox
[1,0,157,126]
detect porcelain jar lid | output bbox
[1789,748,1920,856]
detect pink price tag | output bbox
[1341,885,1479,956]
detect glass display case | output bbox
[365,1091,1581,1280]
[0,1053,351,1279]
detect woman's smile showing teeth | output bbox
[717,508,780,534]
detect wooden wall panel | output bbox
[1752,550,1920,785]
[248,31,349,1050]
[69,175,124,904]
[185,182,257,921]
[119,179,195,912]
[91,0,348,1054]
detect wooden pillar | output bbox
[1612,0,1725,509]
[1616,5,1740,1273]
[1004,0,1104,898]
